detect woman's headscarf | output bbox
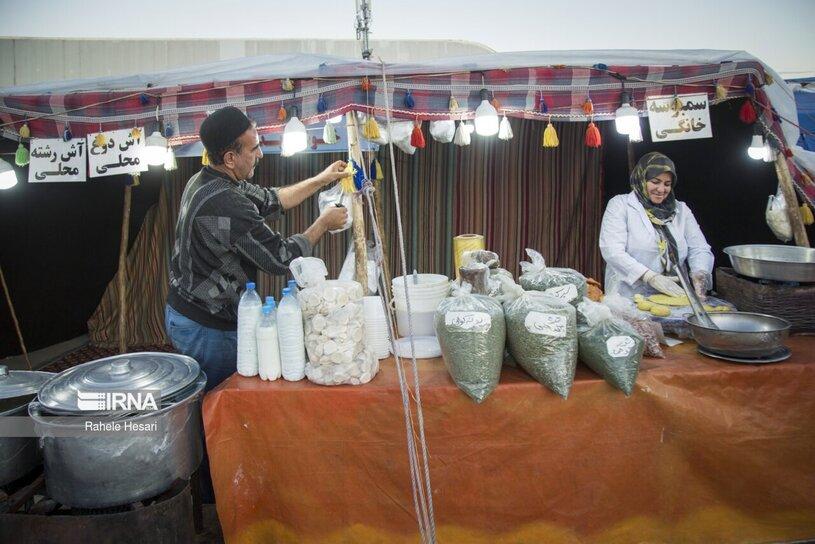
[630,152,681,274]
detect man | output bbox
[166,106,348,391]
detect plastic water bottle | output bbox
[278,287,306,381]
[287,279,298,294]
[257,302,282,381]
[236,282,263,377]
[265,296,274,306]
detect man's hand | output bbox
[315,160,351,187]
[691,271,709,302]
[318,205,349,231]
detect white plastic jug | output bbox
[237,282,263,377]
[278,287,306,381]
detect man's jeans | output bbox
[164,305,237,393]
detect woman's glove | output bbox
[691,271,709,302]
[642,270,685,297]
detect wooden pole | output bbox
[117,182,133,353]
[773,154,810,247]
[0,264,32,370]
[345,113,369,294]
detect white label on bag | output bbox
[445,311,491,332]
[524,312,568,337]
[544,284,578,302]
[607,336,636,358]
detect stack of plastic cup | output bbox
[363,296,391,359]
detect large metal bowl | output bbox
[724,244,815,283]
[686,312,791,358]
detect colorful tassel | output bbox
[593,63,608,71]
[282,78,294,92]
[543,121,559,148]
[278,106,287,121]
[14,143,29,166]
[371,158,384,181]
[765,72,774,86]
[139,93,150,105]
[739,100,757,124]
[404,90,415,109]
[361,76,371,91]
[201,149,210,166]
[19,123,30,139]
[93,133,108,148]
[130,127,142,141]
[745,80,756,96]
[582,98,594,115]
[164,147,178,171]
[491,97,502,111]
[317,94,327,113]
[800,203,814,226]
[449,95,459,111]
[340,161,356,193]
[363,115,381,140]
[322,122,338,144]
[672,95,683,112]
[164,124,174,137]
[585,122,602,148]
[63,126,73,141]
[453,121,471,146]
[130,174,141,187]
[498,115,513,140]
[539,96,549,114]
[715,84,727,101]
[410,121,425,148]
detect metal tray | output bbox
[724,244,815,283]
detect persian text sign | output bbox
[647,93,712,142]
[28,138,87,182]
[87,127,148,178]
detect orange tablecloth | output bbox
[204,336,815,544]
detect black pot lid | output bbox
[37,352,199,413]
[0,365,53,400]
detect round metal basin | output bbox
[686,312,791,358]
[724,244,815,283]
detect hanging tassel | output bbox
[164,124,174,137]
[539,96,549,114]
[361,76,371,91]
[449,95,459,112]
[93,133,108,148]
[130,174,141,187]
[491,97,502,111]
[277,106,287,121]
[322,122,338,144]
[410,121,426,148]
[745,80,756,96]
[739,100,757,124]
[543,120,559,148]
[130,127,142,141]
[164,147,177,171]
[582,98,594,115]
[362,115,381,140]
[281,78,294,92]
[672,95,683,112]
[498,115,513,140]
[15,142,30,166]
[801,203,814,226]
[201,148,210,166]
[317,94,327,113]
[63,126,73,141]
[453,121,471,146]
[139,93,150,106]
[585,121,602,148]
[765,72,774,86]
[340,161,356,193]
[19,123,30,139]
[404,90,415,109]
[371,158,384,181]
[715,84,727,101]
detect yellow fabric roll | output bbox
[453,234,486,277]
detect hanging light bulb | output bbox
[628,118,643,143]
[474,89,499,136]
[747,134,765,160]
[615,91,639,135]
[0,157,18,190]
[282,107,307,156]
[143,130,168,166]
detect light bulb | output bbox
[747,134,765,160]
[143,130,168,166]
[0,158,17,190]
[282,116,308,155]
[474,99,499,136]
[615,104,638,135]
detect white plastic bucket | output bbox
[396,307,436,337]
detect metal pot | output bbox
[686,312,791,358]
[29,353,205,508]
[0,365,53,486]
[724,244,815,283]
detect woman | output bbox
[599,152,713,300]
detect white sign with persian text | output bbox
[647,93,713,142]
[28,138,87,183]
[87,127,148,178]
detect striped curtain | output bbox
[87,118,604,346]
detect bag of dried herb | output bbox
[498,276,578,398]
[519,249,587,306]
[461,249,513,297]
[602,294,665,358]
[435,265,506,403]
[576,298,645,395]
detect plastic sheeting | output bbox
[203,335,815,544]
